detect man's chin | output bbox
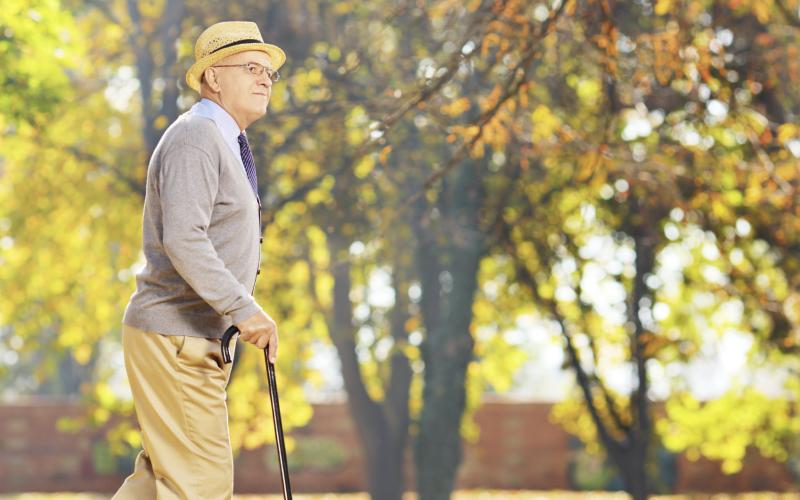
[251,107,269,120]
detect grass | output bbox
[1,492,799,499]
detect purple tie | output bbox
[237,133,260,206]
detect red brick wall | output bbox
[675,454,798,493]
[0,399,796,494]
[1,401,122,493]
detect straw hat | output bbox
[185,21,286,92]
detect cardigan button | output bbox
[260,237,263,244]
[256,269,261,276]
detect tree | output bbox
[0,0,142,400]
[488,0,800,496]
[7,1,800,499]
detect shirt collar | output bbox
[191,98,245,161]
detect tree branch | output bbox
[503,227,626,454]
[415,0,569,195]
[775,0,800,28]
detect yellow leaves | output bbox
[379,145,393,165]
[472,300,495,325]
[518,83,530,109]
[538,281,555,300]
[743,168,769,206]
[228,341,313,452]
[649,30,681,85]
[777,123,798,143]
[242,423,275,450]
[360,357,386,401]
[575,146,604,182]
[306,226,330,271]
[639,332,674,358]
[480,85,503,114]
[91,382,117,417]
[660,389,800,474]
[466,0,482,12]
[751,0,774,24]
[444,91,516,156]
[306,187,332,206]
[327,46,341,62]
[446,124,480,144]
[474,334,527,393]
[354,155,375,179]
[429,0,461,20]
[710,192,735,222]
[654,0,676,15]
[344,51,361,71]
[478,114,511,154]
[549,0,571,16]
[514,240,536,262]
[91,406,111,426]
[298,160,319,179]
[306,68,323,86]
[123,427,142,448]
[775,162,799,184]
[58,323,83,349]
[576,79,602,108]
[441,97,471,117]
[73,344,93,365]
[305,225,326,246]
[314,273,334,307]
[0,88,146,391]
[404,316,421,333]
[462,362,482,443]
[531,104,561,142]
[287,260,310,285]
[345,106,368,146]
[552,388,632,452]
[153,114,168,130]
[481,33,501,57]
[332,2,353,14]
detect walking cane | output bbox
[221,325,293,500]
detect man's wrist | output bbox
[230,300,262,325]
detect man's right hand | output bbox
[236,309,279,363]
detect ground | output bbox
[0,492,797,499]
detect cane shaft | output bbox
[265,349,292,499]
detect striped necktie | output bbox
[237,132,260,206]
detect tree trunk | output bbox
[362,417,409,500]
[604,203,657,500]
[127,0,184,158]
[414,160,484,500]
[413,317,476,500]
[327,235,411,500]
[616,449,648,500]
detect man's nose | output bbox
[258,73,273,88]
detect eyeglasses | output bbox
[211,62,281,83]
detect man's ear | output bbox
[203,67,220,92]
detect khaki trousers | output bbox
[112,324,236,500]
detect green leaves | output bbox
[0,0,82,124]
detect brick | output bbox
[0,400,796,494]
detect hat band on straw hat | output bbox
[210,39,263,54]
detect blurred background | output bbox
[1,0,800,498]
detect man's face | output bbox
[209,50,274,128]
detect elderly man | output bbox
[112,21,284,499]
